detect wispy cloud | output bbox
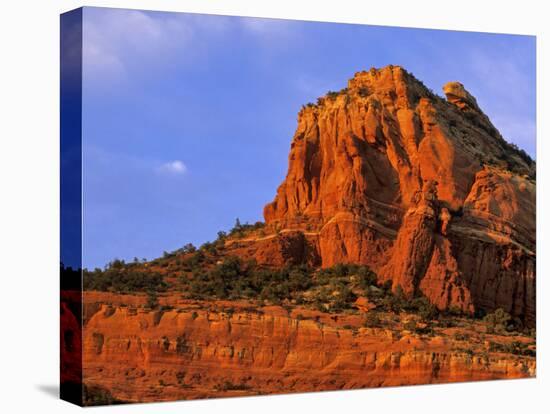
[239,16,300,48]
[83,8,195,83]
[157,160,187,175]
[241,17,293,35]
[85,145,188,177]
[82,9,303,87]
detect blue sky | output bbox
[81,7,536,269]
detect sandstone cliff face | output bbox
[258,66,535,323]
[82,295,534,403]
[226,230,320,267]
[73,66,536,405]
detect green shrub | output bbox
[379,286,407,313]
[200,241,218,255]
[403,320,417,332]
[83,263,167,293]
[363,312,382,328]
[331,283,356,312]
[453,332,471,341]
[182,243,196,253]
[483,308,512,334]
[146,291,159,309]
[228,218,265,239]
[357,266,378,290]
[185,250,205,269]
[404,296,439,321]
[188,257,314,303]
[214,381,251,391]
[489,340,535,357]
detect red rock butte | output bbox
[69,66,536,404]
[232,65,535,326]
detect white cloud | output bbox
[82,8,195,83]
[82,9,301,85]
[240,16,299,46]
[158,160,187,175]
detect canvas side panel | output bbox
[60,7,83,407]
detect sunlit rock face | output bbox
[261,65,535,324]
[79,66,536,404]
[82,294,535,403]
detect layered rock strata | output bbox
[253,66,535,324]
[82,296,534,403]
